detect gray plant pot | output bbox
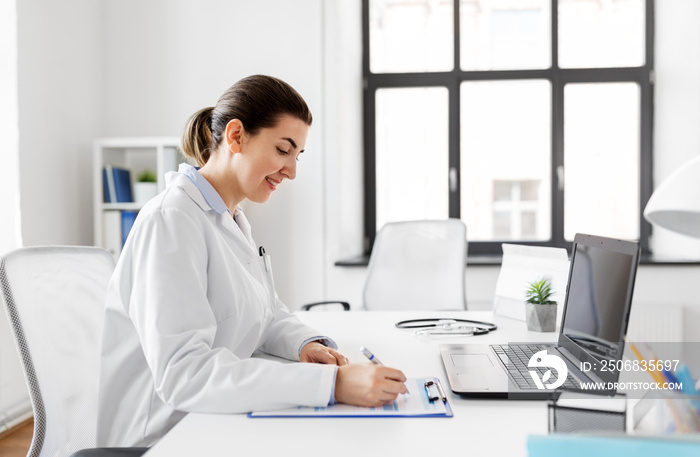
[525,303,557,332]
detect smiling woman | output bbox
[96,75,408,449]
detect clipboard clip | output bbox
[424,380,447,403]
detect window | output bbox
[363,0,653,255]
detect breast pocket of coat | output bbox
[255,256,277,319]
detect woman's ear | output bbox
[225,119,245,154]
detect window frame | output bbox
[362,0,654,256]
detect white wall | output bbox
[323,0,366,304]
[17,0,102,247]
[0,0,21,256]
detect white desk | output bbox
[145,311,557,457]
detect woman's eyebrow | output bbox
[282,137,298,149]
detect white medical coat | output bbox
[96,170,337,447]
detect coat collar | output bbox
[165,167,257,253]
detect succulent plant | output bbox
[525,279,557,305]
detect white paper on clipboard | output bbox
[493,244,570,324]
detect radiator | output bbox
[626,304,684,343]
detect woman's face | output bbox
[236,114,309,204]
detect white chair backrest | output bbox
[363,219,467,311]
[0,246,115,457]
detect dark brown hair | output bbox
[181,75,313,166]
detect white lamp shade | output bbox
[644,156,700,239]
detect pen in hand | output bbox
[360,347,408,396]
[360,346,383,365]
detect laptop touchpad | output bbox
[457,372,489,390]
[451,353,493,367]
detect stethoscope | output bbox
[395,318,497,336]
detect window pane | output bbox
[493,181,512,201]
[564,83,640,240]
[522,211,537,237]
[370,0,454,73]
[461,80,551,241]
[460,0,550,71]
[521,180,539,201]
[558,0,645,69]
[376,87,449,231]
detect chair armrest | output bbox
[299,301,350,311]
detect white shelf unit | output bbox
[93,137,186,259]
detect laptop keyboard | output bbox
[491,344,579,390]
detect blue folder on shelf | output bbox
[103,165,133,203]
[248,377,452,418]
[113,167,133,203]
[102,168,112,203]
[121,211,138,246]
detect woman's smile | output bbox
[265,176,280,190]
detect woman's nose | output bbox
[282,157,297,180]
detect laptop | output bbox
[440,233,641,399]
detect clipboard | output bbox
[248,377,453,418]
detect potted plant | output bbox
[134,170,158,204]
[524,278,557,332]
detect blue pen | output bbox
[360,346,383,365]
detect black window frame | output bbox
[362,0,654,256]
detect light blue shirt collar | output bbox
[178,163,235,216]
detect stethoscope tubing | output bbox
[394,318,497,336]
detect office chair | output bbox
[0,246,148,457]
[301,219,467,311]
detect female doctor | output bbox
[96,75,407,448]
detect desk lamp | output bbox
[643,155,700,240]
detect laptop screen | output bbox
[559,234,640,382]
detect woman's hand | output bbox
[299,341,349,366]
[334,363,408,407]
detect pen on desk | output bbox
[360,346,383,365]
